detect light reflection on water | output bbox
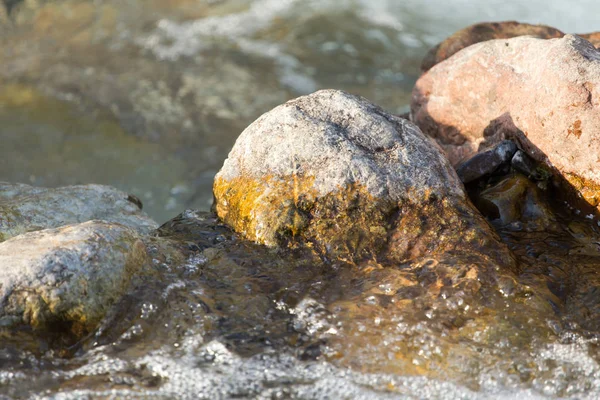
[0,199,598,399]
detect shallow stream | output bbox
[1,0,598,222]
[2,1,600,399]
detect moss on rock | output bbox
[214,89,514,267]
[214,175,397,261]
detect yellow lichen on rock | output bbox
[564,172,600,208]
[214,174,396,261]
[213,90,517,267]
[213,174,314,245]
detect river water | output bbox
[1,0,598,224]
[1,1,600,399]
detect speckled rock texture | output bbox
[421,21,600,72]
[0,182,158,241]
[412,35,600,210]
[421,21,564,72]
[214,89,514,266]
[0,221,149,332]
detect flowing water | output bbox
[1,0,598,223]
[1,1,600,399]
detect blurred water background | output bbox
[0,0,598,223]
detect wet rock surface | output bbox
[0,178,597,399]
[510,150,549,181]
[1,200,598,399]
[214,89,512,266]
[468,172,600,337]
[472,174,556,231]
[0,221,149,333]
[412,35,600,211]
[0,182,158,241]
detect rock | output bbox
[214,89,513,266]
[511,150,549,181]
[456,140,517,183]
[580,32,600,48]
[421,21,600,73]
[473,174,555,231]
[421,21,564,72]
[0,221,149,333]
[155,209,234,251]
[0,182,158,242]
[412,35,600,210]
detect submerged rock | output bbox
[0,221,149,333]
[473,174,555,230]
[412,35,600,211]
[214,89,513,266]
[0,182,158,241]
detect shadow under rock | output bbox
[480,112,600,221]
[413,106,600,333]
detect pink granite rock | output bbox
[421,21,564,72]
[412,35,600,209]
[421,21,600,72]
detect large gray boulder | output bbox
[214,89,513,265]
[0,183,158,242]
[0,221,149,331]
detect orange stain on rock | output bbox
[567,120,582,138]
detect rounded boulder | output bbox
[214,89,512,265]
[0,221,149,333]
